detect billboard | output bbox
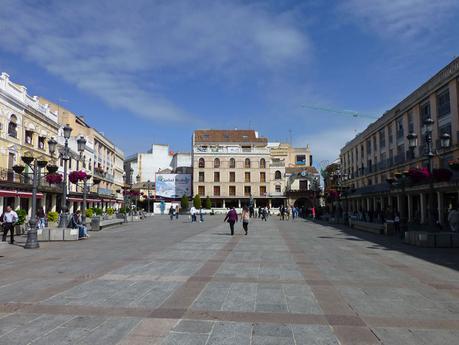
[155,174,192,198]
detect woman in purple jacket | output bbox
[224,207,238,236]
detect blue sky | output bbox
[1,0,458,169]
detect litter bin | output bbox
[90,216,101,231]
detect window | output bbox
[274,170,281,180]
[198,186,205,196]
[420,101,431,124]
[229,158,236,168]
[229,186,236,196]
[379,128,385,149]
[8,115,17,138]
[214,171,220,182]
[295,155,306,165]
[396,117,404,139]
[260,172,266,182]
[360,145,364,158]
[366,140,372,155]
[275,185,281,193]
[198,158,205,168]
[25,130,33,145]
[408,111,414,133]
[213,186,220,196]
[373,136,377,151]
[245,172,250,182]
[38,136,45,150]
[244,186,251,196]
[199,171,204,182]
[214,158,220,168]
[260,186,266,196]
[242,146,251,152]
[437,89,451,118]
[244,158,251,168]
[229,171,235,182]
[260,158,266,168]
[388,125,393,145]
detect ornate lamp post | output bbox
[13,146,55,248]
[407,117,451,225]
[48,124,72,227]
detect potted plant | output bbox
[448,159,459,171]
[106,207,115,219]
[69,170,89,184]
[46,211,59,228]
[14,209,27,235]
[406,167,430,184]
[45,173,63,185]
[86,208,94,219]
[432,168,453,182]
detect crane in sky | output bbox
[301,105,379,120]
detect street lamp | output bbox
[49,124,73,227]
[13,146,55,248]
[406,117,452,225]
[147,180,151,215]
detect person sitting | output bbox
[72,210,89,239]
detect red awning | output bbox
[0,190,43,199]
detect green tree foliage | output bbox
[204,196,211,209]
[193,194,201,209]
[181,195,189,209]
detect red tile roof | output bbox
[194,130,267,144]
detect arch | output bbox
[293,197,313,209]
[229,158,236,168]
[274,170,282,180]
[260,158,266,168]
[198,158,205,168]
[8,114,17,138]
[244,158,251,168]
[214,158,220,168]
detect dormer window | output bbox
[8,115,17,138]
[38,136,45,150]
[25,130,33,145]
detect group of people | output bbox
[168,205,180,221]
[189,206,205,222]
[279,205,306,221]
[224,206,248,236]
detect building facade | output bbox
[0,73,61,216]
[340,57,459,226]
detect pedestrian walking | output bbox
[241,206,249,235]
[1,206,18,244]
[175,205,179,220]
[199,207,204,222]
[394,212,401,238]
[190,206,197,222]
[261,207,268,221]
[448,206,459,232]
[37,207,46,229]
[224,207,238,236]
[169,205,175,221]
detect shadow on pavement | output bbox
[303,218,459,273]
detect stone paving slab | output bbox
[0,216,459,344]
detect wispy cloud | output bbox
[340,0,459,41]
[0,0,311,122]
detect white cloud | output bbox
[340,0,459,40]
[0,0,311,122]
[296,121,370,167]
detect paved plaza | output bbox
[0,216,459,344]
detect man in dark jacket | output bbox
[224,207,238,236]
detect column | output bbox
[437,191,444,225]
[238,199,241,208]
[420,193,426,224]
[14,196,20,210]
[254,199,257,208]
[366,198,370,211]
[380,196,384,211]
[268,199,272,208]
[222,200,226,208]
[51,194,57,212]
[27,198,32,218]
[407,194,413,222]
[0,197,4,213]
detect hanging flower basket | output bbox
[432,168,453,182]
[406,167,430,183]
[69,170,89,184]
[448,159,459,171]
[46,173,63,185]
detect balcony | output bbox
[97,187,114,197]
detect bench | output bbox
[349,219,384,234]
[404,231,459,248]
[90,218,124,231]
[37,227,79,241]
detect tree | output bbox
[204,196,212,209]
[193,194,202,208]
[181,194,189,209]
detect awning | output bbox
[0,190,43,199]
